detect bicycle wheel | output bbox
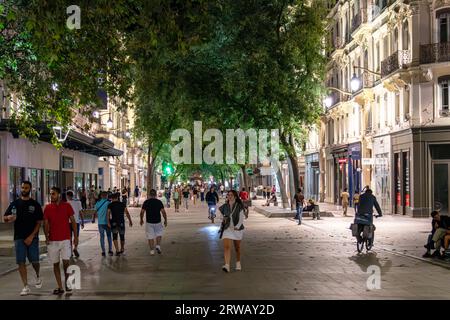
[356,236,364,253]
[366,233,374,251]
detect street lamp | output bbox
[323,96,333,108]
[52,125,71,190]
[106,118,113,129]
[350,73,361,92]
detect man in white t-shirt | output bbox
[66,191,84,258]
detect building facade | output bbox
[304,0,450,217]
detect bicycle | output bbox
[208,204,217,223]
[351,214,380,253]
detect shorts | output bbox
[111,222,126,241]
[146,223,164,239]
[15,238,40,264]
[47,240,71,264]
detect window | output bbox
[395,92,400,123]
[440,77,450,115]
[439,14,449,43]
[376,42,380,72]
[383,35,389,60]
[403,21,409,50]
[393,28,398,53]
[404,87,410,120]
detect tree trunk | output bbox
[286,154,296,210]
[272,159,289,209]
[146,144,154,194]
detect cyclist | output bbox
[205,187,220,223]
[354,187,382,243]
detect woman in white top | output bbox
[219,190,246,273]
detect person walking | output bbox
[80,188,87,210]
[266,186,271,200]
[134,186,140,206]
[66,191,84,258]
[200,185,205,202]
[341,188,350,217]
[94,192,113,256]
[140,189,168,256]
[182,187,190,211]
[219,190,245,273]
[164,187,171,208]
[353,191,360,215]
[88,186,96,209]
[173,187,180,212]
[3,181,44,296]
[193,186,198,205]
[107,193,133,256]
[239,187,249,218]
[293,188,305,225]
[44,187,78,295]
[122,187,128,206]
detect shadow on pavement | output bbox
[349,252,392,275]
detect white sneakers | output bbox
[156,246,162,254]
[20,285,31,296]
[35,277,43,289]
[222,262,242,272]
[150,250,155,256]
[222,264,230,273]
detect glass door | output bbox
[433,162,449,215]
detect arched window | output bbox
[402,21,409,50]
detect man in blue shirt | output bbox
[94,192,112,256]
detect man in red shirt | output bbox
[44,187,78,295]
[239,188,249,218]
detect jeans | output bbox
[296,205,303,224]
[98,224,112,253]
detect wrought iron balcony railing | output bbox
[351,9,368,34]
[352,71,375,92]
[381,50,411,77]
[420,42,450,64]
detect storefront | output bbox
[348,142,362,206]
[331,145,348,205]
[305,153,320,201]
[431,144,450,215]
[0,125,122,214]
[373,135,391,214]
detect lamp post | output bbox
[52,126,71,190]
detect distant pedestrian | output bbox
[164,188,171,208]
[219,190,245,273]
[200,186,205,202]
[66,191,84,258]
[134,186,140,206]
[94,192,113,256]
[294,188,305,225]
[266,186,271,200]
[182,188,190,211]
[173,187,180,212]
[353,191,360,215]
[88,186,96,208]
[3,181,43,296]
[122,188,128,205]
[80,188,87,210]
[107,193,133,256]
[44,187,77,295]
[140,189,168,256]
[193,187,198,205]
[341,188,350,217]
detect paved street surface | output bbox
[1,198,450,300]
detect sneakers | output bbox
[222,264,230,273]
[108,251,114,256]
[156,246,162,254]
[20,285,31,296]
[101,252,106,257]
[150,250,155,256]
[73,249,80,258]
[35,277,43,289]
[422,252,432,258]
[235,262,242,271]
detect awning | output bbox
[0,119,123,157]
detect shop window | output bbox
[430,144,450,159]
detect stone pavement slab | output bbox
[0,200,449,299]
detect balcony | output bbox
[351,9,368,34]
[381,50,411,77]
[420,42,450,64]
[352,71,375,93]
